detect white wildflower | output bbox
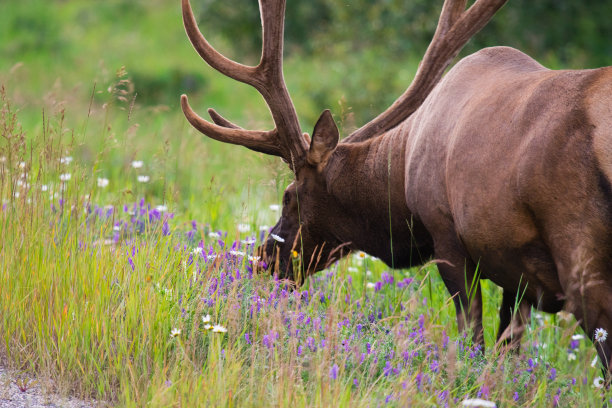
[595,328,608,343]
[572,334,585,341]
[206,254,218,261]
[131,160,143,168]
[237,223,251,233]
[270,233,285,243]
[60,156,73,164]
[18,161,26,169]
[192,247,203,255]
[113,225,122,232]
[97,177,109,188]
[461,399,496,408]
[208,231,221,239]
[568,352,577,361]
[348,267,358,273]
[591,356,599,367]
[259,225,269,231]
[41,184,49,192]
[594,376,605,388]
[59,173,71,181]
[137,175,150,183]
[242,238,256,245]
[212,324,228,333]
[155,204,168,212]
[248,255,261,263]
[170,328,181,338]
[269,204,280,211]
[204,324,212,330]
[202,314,211,324]
[229,250,246,257]
[366,282,376,289]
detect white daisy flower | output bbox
[248,256,261,263]
[208,231,221,239]
[170,328,181,338]
[572,334,585,341]
[204,324,212,330]
[461,399,496,408]
[59,173,71,181]
[595,328,608,343]
[155,204,168,212]
[212,324,228,333]
[131,160,143,168]
[270,233,285,243]
[242,238,256,245]
[60,156,73,164]
[137,175,150,183]
[229,250,246,257]
[366,282,376,289]
[202,314,211,323]
[269,204,280,211]
[237,223,251,233]
[97,177,109,187]
[41,185,49,192]
[192,247,203,255]
[594,376,605,388]
[568,352,577,361]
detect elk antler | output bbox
[345,0,508,143]
[180,0,308,169]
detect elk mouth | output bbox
[258,238,295,282]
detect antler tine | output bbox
[181,0,308,169]
[182,0,258,85]
[346,0,507,143]
[181,95,282,156]
[256,0,308,164]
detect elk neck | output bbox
[324,122,434,268]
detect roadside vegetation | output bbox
[2,0,612,406]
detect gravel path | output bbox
[0,365,98,408]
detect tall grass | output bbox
[2,1,612,406]
[1,85,612,407]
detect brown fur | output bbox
[265,47,612,367]
[180,0,612,368]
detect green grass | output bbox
[2,1,612,406]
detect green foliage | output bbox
[2,1,612,405]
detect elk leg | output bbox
[553,248,612,372]
[496,290,531,351]
[435,252,485,349]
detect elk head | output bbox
[180,0,507,284]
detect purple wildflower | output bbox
[329,364,339,380]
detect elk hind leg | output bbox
[496,289,531,352]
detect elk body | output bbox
[180,0,612,368]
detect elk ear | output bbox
[307,110,339,168]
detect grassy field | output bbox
[1,0,612,406]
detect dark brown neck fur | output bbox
[325,126,434,268]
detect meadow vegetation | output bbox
[1,0,612,406]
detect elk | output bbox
[179,0,612,368]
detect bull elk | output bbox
[180,0,612,369]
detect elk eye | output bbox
[283,193,291,206]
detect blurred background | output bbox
[1,0,611,225]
